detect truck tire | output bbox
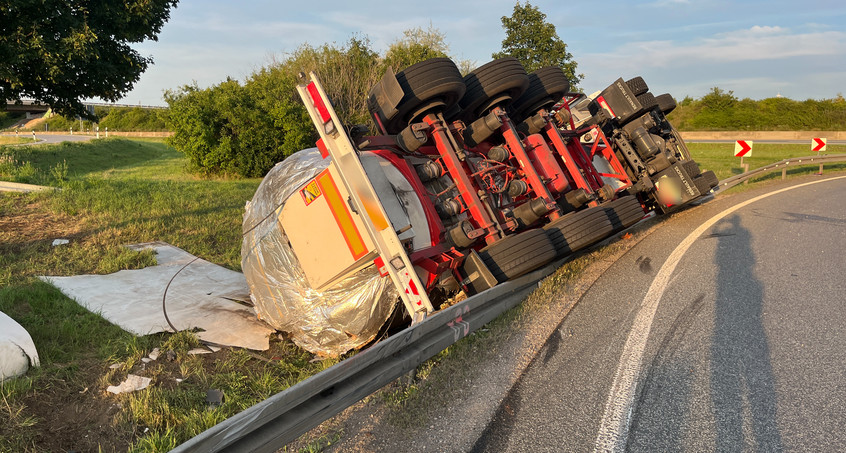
[626,76,649,96]
[479,228,557,282]
[681,159,701,178]
[693,170,719,194]
[509,66,571,123]
[543,206,614,258]
[381,58,467,134]
[636,92,658,112]
[603,196,645,233]
[656,93,677,115]
[458,58,530,122]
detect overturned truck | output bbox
[241,58,718,356]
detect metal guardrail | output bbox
[717,154,846,191]
[171,262,558,452]
[173,154,846,452]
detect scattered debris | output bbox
[109,363,123,370]
[206,389,224,406]
[141,358,152,364]
[106,374,152,395]
[148,348,161,361]
[51,239,70,246]
[188,348,213,355]
[165,350,176,362]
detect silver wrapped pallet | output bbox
[241,149,398,357]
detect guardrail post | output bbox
[781,165,787,180]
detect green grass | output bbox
[688,143,846,182]
[0,135,31,145]
[0,138,342,452]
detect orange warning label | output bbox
[301,180,322,205]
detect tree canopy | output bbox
[493,1,582,87]
[0,0,179,118]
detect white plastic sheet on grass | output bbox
[241,148,397,357]
[40,242,274,350]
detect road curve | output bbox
[473,174,846,452]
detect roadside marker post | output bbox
[813,138,827,174]
[812,138,827,152]
[735,140,752,178]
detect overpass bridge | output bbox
[3,99,50,113]
[4,99,166,115]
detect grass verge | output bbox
[1,138,341,452]
[0,136,32,145]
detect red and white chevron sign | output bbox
[812,138,827,152]
[734,140,752,157]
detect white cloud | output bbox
[581,25,846,73]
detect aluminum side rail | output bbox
[171,261,558,453]
[717,154,846,191]
[296,71,434,318]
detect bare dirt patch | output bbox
[0,196,84,251]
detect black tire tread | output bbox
[636,92,658,112]
[543,206,614,258]
[458,58,530,121]
[380,58,466,134]
[479,228,556,282]
[693,170,719,194]
[510,66,571,123]
[681,159,701,178]
[626,76,649,96]
[655,93,677,115]
[603,196,644,233]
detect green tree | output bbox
[0,0,178,118]
[383,25,450,71]
[165,29,462,177]
[165,37,384,177]
[493,1,582,87]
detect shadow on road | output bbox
[710,214,783,451]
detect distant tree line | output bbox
[668,88,846,131]
[39,107,169,133]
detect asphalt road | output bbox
[473,174,846,452]
[1,133,95,145]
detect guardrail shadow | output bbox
[710,214,783,451]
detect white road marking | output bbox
[593,175,846,452]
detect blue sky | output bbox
[122,0,846,106]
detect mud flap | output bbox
[458,250,499,295]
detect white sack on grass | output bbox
[0,311,39,382]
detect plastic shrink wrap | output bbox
[241,149,397,357]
